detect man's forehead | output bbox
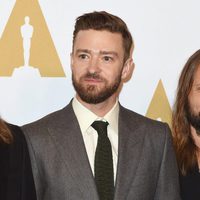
[74,29,123,44]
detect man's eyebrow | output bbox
[99,51,118,57]
[75,49,118,57]
[75,49,91,54]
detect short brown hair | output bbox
[172,49,200,175]
[72,11,133,62]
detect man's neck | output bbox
[76,95,118,117]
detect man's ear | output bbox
[121,58,135,82]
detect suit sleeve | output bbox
[23,126,44,200]
[154,125,181,200]
[20,128,37,200]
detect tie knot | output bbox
[91,121,109,137]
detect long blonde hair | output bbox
[0,119,13,144]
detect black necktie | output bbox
[91,121,114,200]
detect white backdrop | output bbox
[0,0,199,125]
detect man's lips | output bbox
[84,78,103,83]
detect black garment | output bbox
[180,165,200,200]
[91,121,114,200]
[0,124,36,200]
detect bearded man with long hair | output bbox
[172,49,200,200]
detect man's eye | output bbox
[78,54,88,59]
[103,56,113,62]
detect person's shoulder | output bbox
[120,105,163,123]
[119,105,170,133]
[4,123,28,149]
[7,123,25,141]
[22,103,73,132]
[120,105,172,147]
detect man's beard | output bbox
[186,103,200,135]
[72,71,122,104]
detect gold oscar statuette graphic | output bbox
[146,79,172,127]
[0,0,65,77]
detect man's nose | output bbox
[87,56,100,73]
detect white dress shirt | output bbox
[72,97,119,182]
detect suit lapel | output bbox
[114,106,146,200]
[47,103,98,199]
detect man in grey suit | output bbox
[23,11,181,200]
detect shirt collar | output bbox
[72,97,119,134]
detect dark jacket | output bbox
[0,124,36,200]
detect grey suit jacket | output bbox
[23,102,181,200]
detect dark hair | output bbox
[72,11,133,62]
[0,119,13,144]
[172,49,200,175]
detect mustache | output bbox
[83,72,103,80]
